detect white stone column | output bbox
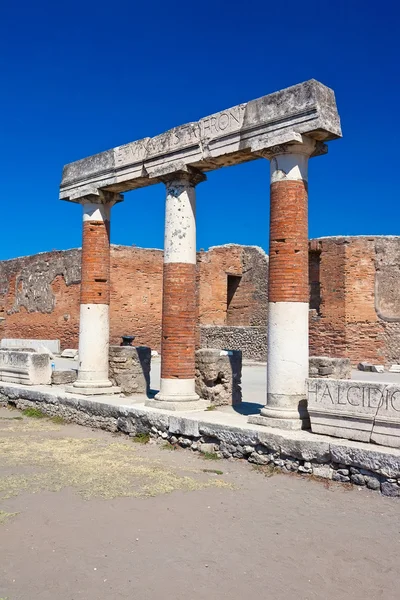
[67,192,122,395]
[146,169,207,411]
[249,137,326,430]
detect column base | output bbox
[248,399,310,430]
[248,414,310,431]
[65,380,121,396]
[146,378,207,411]
[145,398,208,412]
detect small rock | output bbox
[365,476,380,491]
[243,445,253,455]
[298,465,312,474]
[332,472,350,483]
[358,362,372,372]
[350,467,360,475]
[170,436,178,445]
[191,442,198,451]
[304,461,312,470]
[200,443,216,454]
[337,468,349,476]
[371,365,385,373]
[350,474,365,486]
[161,432,168,439]
[389,364,400,373]
[381,482,400,497]
[248,452,270,465]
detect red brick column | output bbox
[250,137,326,430]
[69,192,123,395]
[149,169,206,409]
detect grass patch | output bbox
[162,442,176,451]
[203,452,220,461]
[50,416,66,425]
[0,510,18,525]
[132,432,150,444]
[251,463,279,477]
[22,407,46,419]
[205,405,217,411]
[202,468,223,475]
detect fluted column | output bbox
[66,191,122,395]
[146,169,207,411]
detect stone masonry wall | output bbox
[1,238,400,365]
[0,244,268,354]
[309,237,400,366]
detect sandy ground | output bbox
[0,406,399,600]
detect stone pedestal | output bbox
[0,350,51,385]
[109,346,151,394]
[195,348,242,406]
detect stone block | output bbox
[308,378,400,450]
[358,362,373,372]
[309,357,351,379]
[195,348,242,406]
[60,80,341,201]
[371,365,385,373]
[61,349,78,359]
[51,370,77,385]
[109,346,151,394]
[389,365,400,373]
[1,338,60,354]
[0,350,51,385]
[307,379,378,442]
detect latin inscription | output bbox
[308,381,400,412]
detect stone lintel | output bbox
[60,79,341,201]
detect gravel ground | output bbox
[0,405,399,600]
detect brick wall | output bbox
[309,237,400,366]
[0,244,268,353]
[1,238,400,365]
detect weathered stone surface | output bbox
[307,378,377,442]
[169,416,199,438]
[358,362,373,372]
[381,482,400,497]
[0,350,51,385]
[108,346,150,394]
[389,365,400,373]
[195,348,242,406]
[60,80,341,201]
[51,370,77,385]
[1,338,60,354]
[371,365,385,373]
[200,326,267,362]
[308,378,400,449]
[61,349,78,359]
[309,357,351,379]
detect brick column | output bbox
[146,169,207,410]
[250,137,326,429]
[67,192,123,395]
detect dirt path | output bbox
[0,405,399,600]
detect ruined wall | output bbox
[0,244,268,353]
[310,237,400,366]
[197,245,268,327]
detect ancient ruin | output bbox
[3,79,400,497]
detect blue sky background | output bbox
[0,0,398,260]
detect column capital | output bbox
[255,133,327,161]
[78,190,124,206]
[162,166,206,188]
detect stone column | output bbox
[249,136,326,429]
[146,169,207,410]
[67,191,123,395]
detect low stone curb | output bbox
[1,382,400,498]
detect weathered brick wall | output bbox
[309,237,400,366]
[1,238,399,365]
[0,244,268,353]
[197,245,268,327]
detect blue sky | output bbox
[0,0,398,260]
